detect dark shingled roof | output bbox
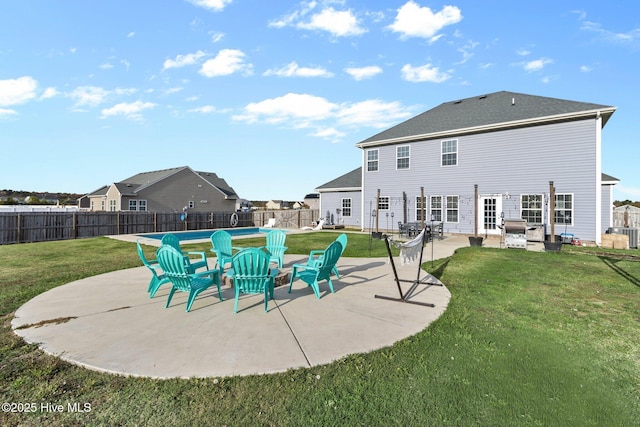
[357,91,615,146]
[316,167,362,190]
[89,166,238,198]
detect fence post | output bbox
[73,212,78,239]
[17,213,21,244]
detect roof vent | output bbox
[454,100,462,104]
[512,97,515,106]
[479,95,487,99]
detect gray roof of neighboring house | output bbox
[86,185,109,197]
[86,166,238,198]
[316,167,362,191]
[601,173,619,183]
[357,91,616,146]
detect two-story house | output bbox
[318,91,618,244]
[82,166,238,212]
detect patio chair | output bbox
[261,229,288,268]
[301,218,324,231]
[435,222,444,240]
[210,230,243,276]
[229,248,278,313]
[398,222,407,238]
[264,217,276,228]
[289,240,343,299]
[306,233,347,278]
[136,240,172,298]
[160,233,209,273]
[156,245,222,312]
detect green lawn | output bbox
[1,233,639,426]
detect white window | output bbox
[415,195,427,221]
[367,149,379,172]
[430,196,442,222]
[101,200,105,211]
[521,194,543,224]
[129,200,137,211]
[341,198,352,217]
[378,196,389,210]
[554,194,573,226]
[109,200,116,212]
[446,196,459,223]
[188,201,195,209]
[396,146,410,170]
[441,139,458,166]
[138,200,147,212]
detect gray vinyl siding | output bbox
[362,119,601,240]
[138,169,235,213]
[601,184,614,232]
[319,191,362,228]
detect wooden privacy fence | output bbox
[0,209,320,245]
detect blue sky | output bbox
[1,0,638,202]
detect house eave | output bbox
[355,107,617,149]
[317,187,361,193]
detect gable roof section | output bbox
[197,171,238,199]
[316,167,362,192]
[88,166,239,199]
[356,91,616,147]
[601,173,619,185]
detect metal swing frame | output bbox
[374,228,442,307]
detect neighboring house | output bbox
[319,91,619,244]
[82,166,238,212]
[316,167,362,228]
[266,200,288,210]
[303,193,320,210]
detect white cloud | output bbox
[344,65,382,80]
[523,57,553,72]
[269,3,365,37]
[233,92,414,140]
[100,101,156,120]
[263,62,334,78]
[579,16,640,44]
[388,1,462,40]
[234,93,335,125]
[580,65,593,72]
[312,127,346,140]
[100,62,114,70]
[336,99,412,128]
[163,50,207,70]
[67,86,136,109]
[0,76,38,106]
[210,32,225,43]
[40,87,58,100]
[401,63,451,83]
[127,32,135,38]
[199,49,252,77]
[188,105,218,113]
[121,59,130,71]
[298,7,366,37]
[0,108,18,117]
[186,0,233,12]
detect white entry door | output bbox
[478,195,503,235]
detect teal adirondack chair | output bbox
[289,240,343,299]
[160,233,209,273]
[306,233,347,278]
[156,245,222,312]
[261,229,288,268]
[210,230,243,275]
[229,248,278,313]
[136,240,171,298]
